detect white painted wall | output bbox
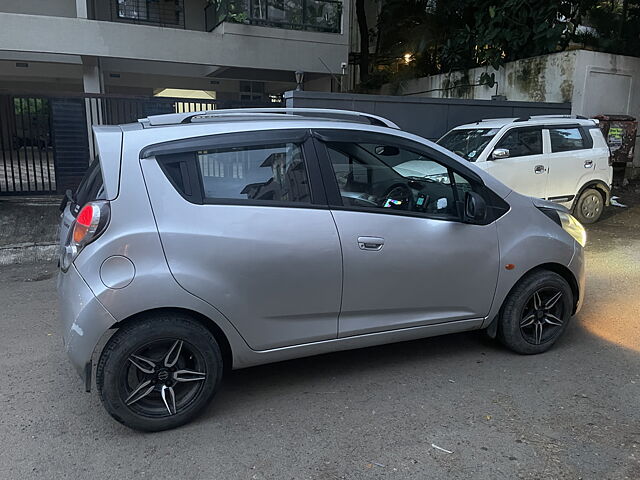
[0,0,76,17]
[389,49,640,169]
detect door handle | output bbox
[534,165,546,174]
[357,236,384,251]
[584,160,594,168]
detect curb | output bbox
[0,243,58,266]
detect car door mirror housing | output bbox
[491,148,510,160]
[464,191,487,222]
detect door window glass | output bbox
[325,141,460,218]
[197,142,311,203]
[549,128,585,152]
[495,128,542,157]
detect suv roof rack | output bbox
[140,108,400,129]
[514,114,590,122]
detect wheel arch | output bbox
[509,263,579,314]
[105,307,234,372]
[573,180,611,209]
[486,262,579,337]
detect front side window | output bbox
[197,142,311,204]
[550,127,585,152]
[494,127,543,158]
[325,141,463,218]
[437,128,500,161]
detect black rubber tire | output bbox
[573,187,604,224]
[96,312,223,432]
[497,270,573,355]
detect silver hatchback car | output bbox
[57,108,586,431]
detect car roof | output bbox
[452,115,598,130]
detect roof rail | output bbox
[514,114,590,122]
[141,108,400,129]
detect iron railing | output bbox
[112,0,186,28]
[206,0,342,33]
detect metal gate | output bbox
[0,96,56,194]
[0,94,280,195]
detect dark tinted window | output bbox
[550,127,585,152]
[73,159,105,214]
[495,128,542,157]
[325,141,460,218]
[196,142,311,203]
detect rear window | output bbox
[549,127,586,152]
[73,159,105,215]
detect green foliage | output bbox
[366,0,640,87]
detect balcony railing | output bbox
[205,0,342,33]
[112,0,185,28]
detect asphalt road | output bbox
[1,197,639,479]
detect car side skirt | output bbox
[231,318,484,369]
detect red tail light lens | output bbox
[61,200,110,271]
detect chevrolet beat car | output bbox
[438,115,612,223]
[58,108,586,431]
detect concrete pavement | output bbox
[0,194,639,479]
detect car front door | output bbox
[313,129,501,337]
[479,126,548,198]
[140,129,342,350]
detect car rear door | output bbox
[313,129,501,337]
[545,125,596,202]
[479,126,548,198]
[140,129,342,351]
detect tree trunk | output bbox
[355,0,370,83]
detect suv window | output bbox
[324,141,466,218]
[196,142,311,203]
[549,127,585,152]
[495,127,542,158]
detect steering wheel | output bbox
[381,184,413,210]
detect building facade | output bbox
[0,0,350,100]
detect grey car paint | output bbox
[57,117,584,390]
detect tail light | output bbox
[61,200,110,271]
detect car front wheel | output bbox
[498,270,573,354]
[96,313,223,431]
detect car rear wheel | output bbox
[96,313,223,431]
[498,270,573,354]
[573,188,604,224]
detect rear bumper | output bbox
[57,264,116,391]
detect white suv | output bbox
[438,115,613,223]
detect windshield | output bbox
[437,128,500,161]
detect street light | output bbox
[295,70,305,91]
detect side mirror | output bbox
[464,191,487,223]
[491,148,510,160]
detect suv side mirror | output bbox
[491,148,510,160]
[464,191,487,223]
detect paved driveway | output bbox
[1,198,639,479]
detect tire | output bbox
[498,270,573,355]
[573,187,604,224]
[96,313,223,432]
